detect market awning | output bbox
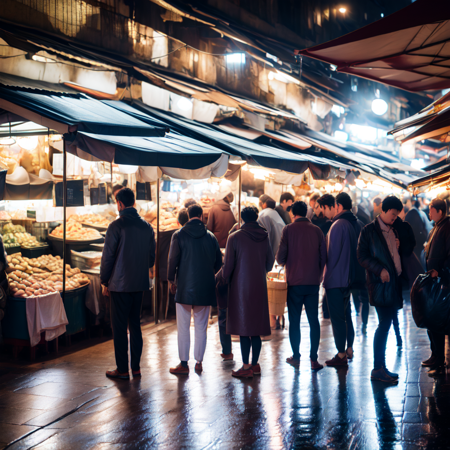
[64,131,228,171]
[104,100,343,177]
[408,164,450,190]
[299,0,450,92]
[0,76,167,136]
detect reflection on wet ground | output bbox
[0,301,449,449]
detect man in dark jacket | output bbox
[323,192,362,367]
[405,199,433,268]
[101,188,156,380]
[207,193,236,248]
[275,192,294,225]
[276,201,326,371]
[422,198,450,376]
[316,194,335,236]
[168,204,222,374]
[358,195,404,384]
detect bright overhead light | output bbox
[177,98,192,111]
[339,7,347,13]
[411,159,425,170]
[48,134,62,142]
[17,136,39,151]
[334,130,349,142]
[372,98,388,116]
[32,54,55,63]
[226,53,246,64]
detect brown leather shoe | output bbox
[421,355,437,367]
[132,370,141,378]
[232,366,253,378]
[170,363,189,375]
[195,362,203,373]
[106,369,129,380]
[221,353,234,361]
[311,360,324,371]
[326,354,348,367]
[286,356,300,367]
[251,364,261,375]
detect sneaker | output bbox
[383,367,398,379]
[326,354,348,367]
[106,369,130,380]
[371,367,398,384]
[252,364,261,375]
[286,356,300,367]
[170,363,189,375]
[311,360,324,371]
[421,355,436,367]
[232,366,253,378]
[195,362,203,373]
[132,370,141,378]
[221,353,234,361]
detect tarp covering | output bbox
[0,82,167,137]
[64,131,227,170]
[299,0,450,92]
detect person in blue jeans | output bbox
[276,201,327,371]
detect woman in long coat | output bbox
[222,206,275,378]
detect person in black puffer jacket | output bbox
[358,196,404,384]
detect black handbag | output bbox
[411,269,450,334]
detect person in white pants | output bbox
[167,204,223,374]
[176,304,210,363]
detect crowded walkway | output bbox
[0,301,449,449]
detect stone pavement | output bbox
[0,301,449,450]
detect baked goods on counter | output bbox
[69,213,111,229]
[50,221,102,240]
[7,253,90,297]
[2,223,46,248]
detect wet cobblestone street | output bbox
[0,300,449,449]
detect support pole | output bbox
[62,138,67,301]
[154,178,160,324]
[238,168,242,229]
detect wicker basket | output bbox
[267,278,287,316]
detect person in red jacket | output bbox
[276,201,326,371]
[207,193,236,248]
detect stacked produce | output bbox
[69,213,112,229]
[50,220,102,240]
[7,253,90,297]
[2,223,46,249]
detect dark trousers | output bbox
[240,336,262,365]
[428,330,446,364]
[110,291,143,373]
[351,288,369,326]
[287,285,320,361]
[326,287,354,353]
[218,308,232,355]
[373,305,397,369]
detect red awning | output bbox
[298,0,450,92]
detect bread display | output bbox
[2,223,47,249]
[143,203,180,232]
[50,220,102,240]
[69,213,112,229]
[7,253,90,297]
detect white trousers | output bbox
[176,303,210,362]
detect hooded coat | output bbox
[222,221,274,336]
[168,219,222,306]
[207,199,236,248]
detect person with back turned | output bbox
[101,188,156,380]
[422,198,450,376]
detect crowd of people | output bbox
[100,186,449,385]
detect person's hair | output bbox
[373,197,382,206]
[188,204,203,219]
[177,208,189,226]
[336,192,352,210]
[184,198,197,208]
[310,192,321,203]
[381,195,403,213]
[317,194,335,209]
[266,198,276,209]
[280,192,294,203]
[112,184,124,196]
[291,201,307,217]
[115,187,135,207]
[241,206,259,223]
[224,192,234,203]
[430,198,447,217]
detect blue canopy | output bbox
[64,131,227,169]
[0,86,167,137]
